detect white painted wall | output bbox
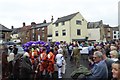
[88,28,100,41]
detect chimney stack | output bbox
[31,22,36,27]
[43,20,46,23]
[51,16,54,22]
[11,26,14,29]
[23,22,25,27]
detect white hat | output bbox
[58,48,63,54]
[7,53,15,62]
[23,52,30,57]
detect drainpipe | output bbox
[70,20,72,42]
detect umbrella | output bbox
[55,42,60,45]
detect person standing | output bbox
[71,45,81,67]
[13,45,18,55]
[110,50,119,62]
[7,53,15,80]
[86,51,108,80]
[47,48,55,79]
[111,60,120,80]
[20,52,33,80]
[39,48,48,78]
[55,48,65,79]
[102,49,114,80]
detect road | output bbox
[62,54,89,79]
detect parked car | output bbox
[8,45,25,55]
[17,45,25,54]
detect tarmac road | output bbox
[62,54,89,79]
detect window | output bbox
[37,28,40,31]
[55,31,58,36]
[108,28,110,31]
[77,29,81,35]
[114,31,116,34]
[76,20,82,25]
[42,27,44,30]
[0,33,5,38]
[62,21,65,25]
[32,35,34,38]
[32,29,35,33]
[42,34,45,37]
[38,35,40,41]
[55,23,59,27]
[114,35,116,38]
[62,30,66,36]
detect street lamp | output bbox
[118,1,120,39]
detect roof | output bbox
[87,20,103,29]
[11,28,21,34]
[112,27,119,31]
[33,22,51,28]
[103,24,111,28]
[0,24,12,32]
[54,12,79,24]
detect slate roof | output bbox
[112,27,119,31]
[54,12,79,24]
[0,24,12,32]
[103,24,111,28]
[33,22,51,28]
[11,28,21,34]
[87,20,103,29]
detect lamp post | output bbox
[118,1,120,39]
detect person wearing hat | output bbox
[55,48,65,79]
[7,53,15,79]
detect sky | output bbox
[0,0,119,29]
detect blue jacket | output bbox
[87,60,108,80]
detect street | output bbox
[62,54,89,79]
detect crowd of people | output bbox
[1,39,120,80]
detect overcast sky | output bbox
[0,0,119,29]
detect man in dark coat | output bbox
[20,53,33,80]
[13,45,18,55]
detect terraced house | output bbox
[52,12,88,43]
[0,24,12,42]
